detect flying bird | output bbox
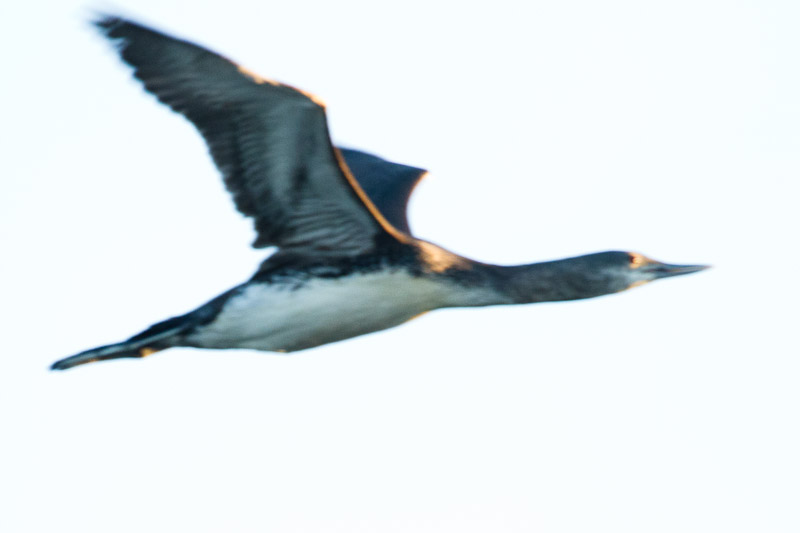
[51,16,708,370]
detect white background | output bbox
[2,1,799,532]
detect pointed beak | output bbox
[646,261,711,279]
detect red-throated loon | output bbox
[50,16,708,371]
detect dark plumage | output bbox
[338,149,427,234]
[50,16,708,371]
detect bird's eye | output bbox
[629,254,645,268]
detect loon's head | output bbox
[582,251,710,295]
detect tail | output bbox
[50,341,164,371]
[51,287,237,371]
[50,314,192,371]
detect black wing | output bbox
[95,16,403,256]
[339,149,427,234]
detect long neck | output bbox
[484,257,618,304]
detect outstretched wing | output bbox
[339,149,427,235]
[95,16,402,256]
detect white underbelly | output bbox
[186,270,468,352]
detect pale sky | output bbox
[2,1,799,532]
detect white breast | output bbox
[185,270,490,352]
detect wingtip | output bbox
[90,12,152,38]
[90,12,121,32]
